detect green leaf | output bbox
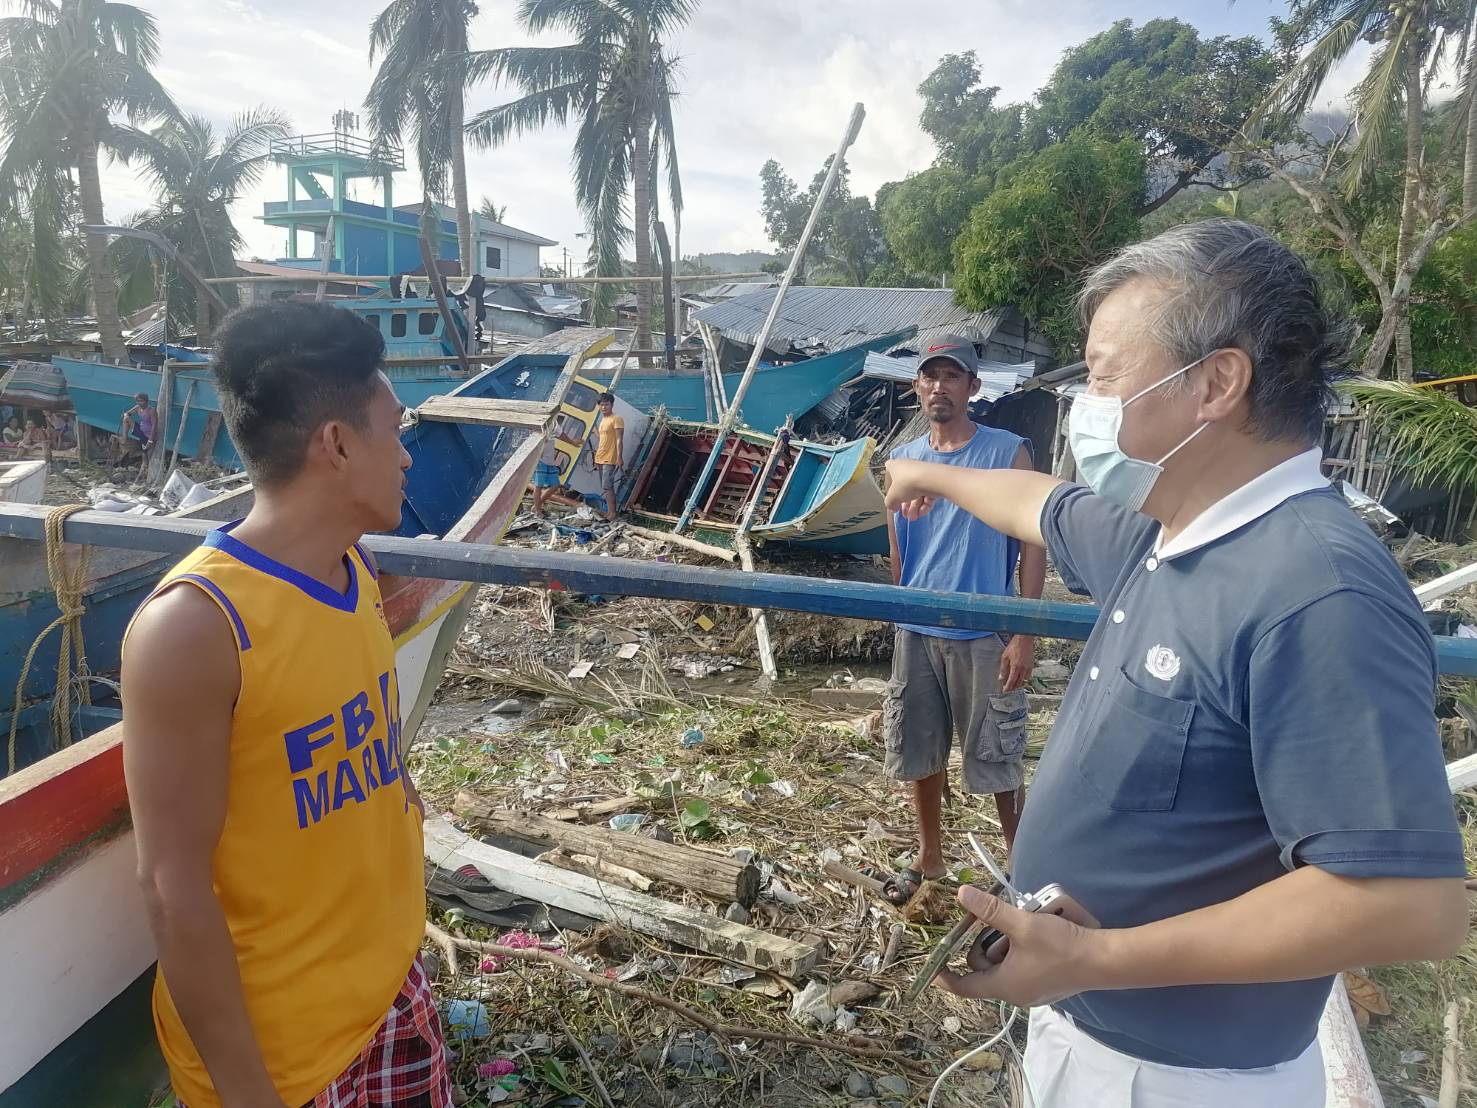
[541,1057,577,1095]
[590,753,616,765]
[679,799,714,828]
[744,765,775,786]
[588,723,608,742]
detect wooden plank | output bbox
[624,524,738,563]
[424,817,818,978]
[415,396,556,430]
[0,725,126,895]
[1446,751,1477,791]
[6,502,1477,674]
[1414,559,1477,604]
[452,791,761,905]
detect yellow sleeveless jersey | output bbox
[129,525,426,1108]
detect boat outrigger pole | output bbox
[673,103,867,534]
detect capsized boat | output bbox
[620,415,888,555]
[0,330,613,1104]
[57,297,480,469]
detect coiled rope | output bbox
[7,503,93,775]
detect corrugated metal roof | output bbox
[692,286,1002,352]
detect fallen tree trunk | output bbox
[453,791,761,907]
[425,817,816,978]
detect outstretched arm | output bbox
[885,457,1063,547]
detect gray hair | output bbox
[1078,219,1351,443]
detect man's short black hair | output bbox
[211,302,386,485]
[598,392,615,404]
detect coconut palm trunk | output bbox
[75,132,127,361]
[449,82,474,274]
[632,115,654,366]
[1467,52,1477,216]
[1392,31,1426,382]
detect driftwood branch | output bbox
[429,924,930,1073]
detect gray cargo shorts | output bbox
[883,628,1028,794]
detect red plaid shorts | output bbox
[182,955,453,1108]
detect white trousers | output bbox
[1022,1005,1326,1108]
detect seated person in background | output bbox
[18,418,48,456]
[121,393,157,456]
[1,417,21,447]
[47,411,76,450]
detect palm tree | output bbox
[0,0,177,361]
[367,0,480,276]
[478,195,507,222]
[464,0,690,357]
[111,109,292,340]
[1250,0,1474,380]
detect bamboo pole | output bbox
[674,104,866,533]
[732,418,793,683]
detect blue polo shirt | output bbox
[1010,449,1465,1070]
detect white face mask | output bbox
[1067,354,1213,512]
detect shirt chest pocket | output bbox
[1075,668,1195,812]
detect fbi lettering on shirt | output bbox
[282,669,408,828]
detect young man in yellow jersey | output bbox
[593,391,624,522]
[122,302,450,1108]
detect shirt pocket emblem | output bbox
[1144,644,1181,682]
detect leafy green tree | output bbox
[953,136,1145,346]
[917,53,1026,178]
[758,156,888,284]
[466,0,690,348]
[1249,0,1477,379]
[1028,19,1280,214]
[879,166,990,280]
[0,0,177,360]
[367,0,481,274]
[112,109,291,340]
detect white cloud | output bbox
[95,0,1379,271]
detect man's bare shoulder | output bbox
[124,581,240,705]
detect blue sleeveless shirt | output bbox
[890,423,1027,639]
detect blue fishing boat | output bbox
[57,297,478,469]
[581,330,907,430]
[621,416,888,555]
[0,331,615,1104]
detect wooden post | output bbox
[417,234,470,378]
[146,363,174,487]
[196,412,223,464]
[164,378,198,483]
[675,104,865,533]
[315,215,337,304]
[605,328,641,393]
[654,222,677,377]
[733,419,792,684]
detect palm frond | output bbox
[96,2,161,64]
[1343,33,1407,192]
[1249,12,1369,134]
[462,44,600,91]
[1344,381,1477,498]
[519,0,625,38]
[465,82,586,148]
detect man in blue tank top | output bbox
[881,333,1045,905]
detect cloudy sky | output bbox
[99,0,1378,270]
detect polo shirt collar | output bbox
[1155,447,1328,562]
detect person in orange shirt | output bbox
[592,391,624,522]
[121,302,449,1108]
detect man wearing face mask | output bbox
[885,221,1468,1107]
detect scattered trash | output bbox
[489,698,524,714]
[608,813,646,832]
[834,1007,858,1032]
[478,1059,518,1080]
[616,642,641,660]
[728,846,756,865]
[942,1015,963,1035]
[695,613,716,632]
[680,727,706,748]
[764,877,806,907]
[1399,1049,1429,1066]
[445,999,492,1038]
[566,660,594,680]
[788,980,836,1027]
[767,779,796,798]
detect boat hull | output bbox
[56,357,467,469]
[0,461,46,505]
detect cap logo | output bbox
[926,344,952,353]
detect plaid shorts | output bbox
[181,956,453,1108]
